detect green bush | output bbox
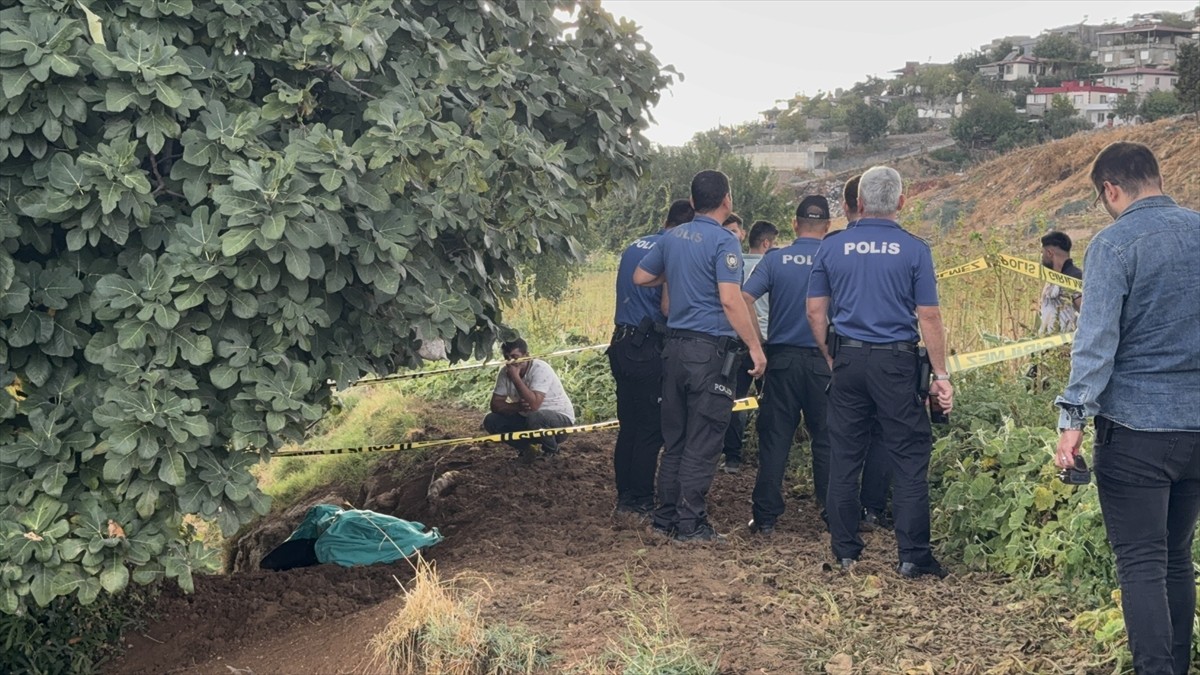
[930,365,1200,662]
[0,0,672,613]
[932,419,1115,600]
[0,584,157,675]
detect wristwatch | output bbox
[932,374,951,382]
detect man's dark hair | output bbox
[748,220,778,249]
[500,338,528,357]
[722,213,742,227]
[691,170,730,212]
[843,174,862,214]
[1041,231,1072,253]
[665,199,694,228]
[1090,141,1160,199]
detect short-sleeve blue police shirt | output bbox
[744,238,823,348]
[614,232,665,327]
[637,215,743,337]
[807,218,938,344]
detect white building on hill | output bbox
[1026,81,1129,127]
[1101,67,1178,99]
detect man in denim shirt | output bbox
[1054,142,1200,675]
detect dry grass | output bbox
[368,557,550,675]
[504,269,615,346]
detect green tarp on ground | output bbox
[270,505,443,569]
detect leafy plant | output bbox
[0,0,673,612]
[0,580,158,675]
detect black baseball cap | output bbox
[796,195,830,220]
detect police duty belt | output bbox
[277,397,760,457]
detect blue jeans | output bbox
[1093,416,1200,675]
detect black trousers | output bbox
[825,344,933,564]
[654,336,735,535]
[752,346,830,527]
[608,333,664,510]
[482,409,573,453]
[722,354,755,462]
[1093,417,1200,675]
[860,422,892,515]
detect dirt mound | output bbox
[108,408,1103,674]
[911,117,1200,242]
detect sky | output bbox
[603,0,1200,146]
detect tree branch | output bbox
[318,66,378,100]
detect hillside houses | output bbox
[975,18,1196,126]
[978,52,1060,82]
[1025,81,1129,126]
[1101,67,1178,95]
[1096,24,1195,70]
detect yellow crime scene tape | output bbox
[947,332,1074,375]
[276,397,759,458]
[935,256,990,280]
[992,253,1083,292]
[349,343,609,387]
[345,251,1074,388]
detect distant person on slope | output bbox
[720,219,779,474]
[483,338,575,460]
[1038,231,1083,334]
[1055,142,1200,675]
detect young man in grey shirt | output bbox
[483,338,575,457]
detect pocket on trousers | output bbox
[678,343,713,365]
[1093,425,1172,487]
[878,354,917,380]
[698,381,735,426]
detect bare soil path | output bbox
[108,408,1099,675]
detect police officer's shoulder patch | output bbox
[724,252,739,271]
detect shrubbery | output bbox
[930,362,1200,663]
[0,583,157,675]
[0,0,671,615]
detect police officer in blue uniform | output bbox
[843,174,893,532]
[742,195,832,536]
[634,170,767,543]
[806,166,954,578]
[609,199,695,519]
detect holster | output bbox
[719,337,748,379]
[916,346,932,399]
[827,326,839,359]
[631,316,654,348]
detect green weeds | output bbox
[255,385,425,510]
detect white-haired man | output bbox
[806,165,954,579]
